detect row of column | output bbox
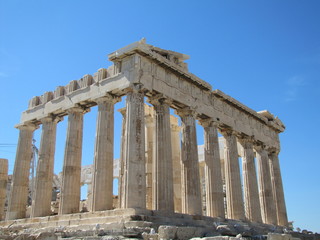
[116,88,287,226]
[5,94,119,220]
[4,87,288,227]
[143,104,182,212]
[117,88,288,225]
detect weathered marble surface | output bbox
[21,41,284,151]
[4,40,288,229]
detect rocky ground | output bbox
[1,224,319,240]
[1,209,318,240]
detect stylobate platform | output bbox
[0,208,285,239]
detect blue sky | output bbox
[1,0,319,232]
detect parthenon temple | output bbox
[0,40,289,237]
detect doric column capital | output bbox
[147,93,173,107]
[198,118,219,128]
[219,128,237,138]
[15,122,39,131]
[267,147,280,155]
[67,105,90,114]
[253,143,270,157]
[253,142,265,151]
[94,93,121,105]
[238,135,254,148]
[40,115,63,124]
[175,107,197,118]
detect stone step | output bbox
[0,208,285,239]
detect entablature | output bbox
[19,40,284,150]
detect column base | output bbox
[0,208,287,239]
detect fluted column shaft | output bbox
[221,130,245,220]
[150,97,174,212]
[59,107,84,215]
[200,120,225,218]
[269,151,288,226]
[239,138,262,222]
[255,145,277,224]
[118,108,126,209]
[177,108,202,215]
[0,158,8,220]
[31,117,59,217]
[91,96,119,211]
[6,123,38,220]
[121,88,146,208]
[171,121,182,213]
[145,113,154,210]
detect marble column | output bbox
[149,97,174,212]
[199,119,225,218]
[0,158,8,221]
[121,86,146,209]
[31,116,60,218]
[59,107,84,215]
[238,137,262,223]
[177,108,202,215]
[6,123,38,220]
[91,95,119,212]
[144,109,154,210]
[255,144,277,225]
[86,183,92,211]
[170,118,182,213]
[269,150,288,226]
[221,129,245,220]
[118,108,126,209]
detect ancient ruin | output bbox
[0,40,299,239]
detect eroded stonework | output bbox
[0,40,291,239]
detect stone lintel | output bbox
[213,89,285,133]
[108,40,212,91]
[22,71,130,122]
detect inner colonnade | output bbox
[3,40,288,227]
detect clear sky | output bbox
[1,0,319,232]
